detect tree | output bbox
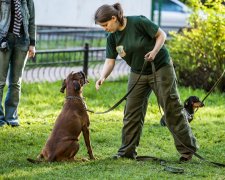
[167,0,225,92]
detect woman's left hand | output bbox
[144,50,157,61]
[28,45,36,58]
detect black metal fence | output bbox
[36,28,107,49]
[23,27,182,83]
[22,27,131,82]
[23,42,130,83]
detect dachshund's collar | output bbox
[183,109,194,121]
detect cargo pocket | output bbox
[167,78,183,114]
[169,93,179,100]
[169,76,181,100]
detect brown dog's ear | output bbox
[79,71,89,85]
[60,79,66,93]
[74,80,81,91]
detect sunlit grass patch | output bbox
[0,80,224,179]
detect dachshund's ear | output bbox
[74,80,81,91]
[184,99,189,108]
[60,79,66,93]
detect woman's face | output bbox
[97,16,119,33]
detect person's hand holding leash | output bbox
[144,28,167,62]
[144,50,157,61]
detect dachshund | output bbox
[160,96,204,126]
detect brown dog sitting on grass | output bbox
[27,71,95,163]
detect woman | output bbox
[94,3,198,162]
[0,0,36,127]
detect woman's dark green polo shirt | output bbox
[106,15,170,74]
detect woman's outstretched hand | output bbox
[95,78,105,90]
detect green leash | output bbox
[136,155,184,174]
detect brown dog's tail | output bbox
[27,158,43,164]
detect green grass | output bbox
[0,79,225,179]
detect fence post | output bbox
[83,43,89,76]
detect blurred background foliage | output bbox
[167,0,225,92]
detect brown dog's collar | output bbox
[65,96,87,109]
[66,96,83,100]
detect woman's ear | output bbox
[60,79,66,93]
[111,15,117,22]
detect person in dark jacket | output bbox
[0,0,36,127]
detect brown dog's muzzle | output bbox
[60,71,89,93]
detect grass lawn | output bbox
[0,79,225,179]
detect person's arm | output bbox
[95,58,115,90]
[144,28,166,61]
[27,0,36,58]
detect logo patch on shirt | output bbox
[116,45,126,58]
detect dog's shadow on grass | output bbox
[1,155,215,179]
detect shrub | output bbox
[167,0,225,92]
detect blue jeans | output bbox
[0,33,29,126]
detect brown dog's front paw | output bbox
[81,158,90,162]
[88,154,96,160]
[90,157,96,160]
